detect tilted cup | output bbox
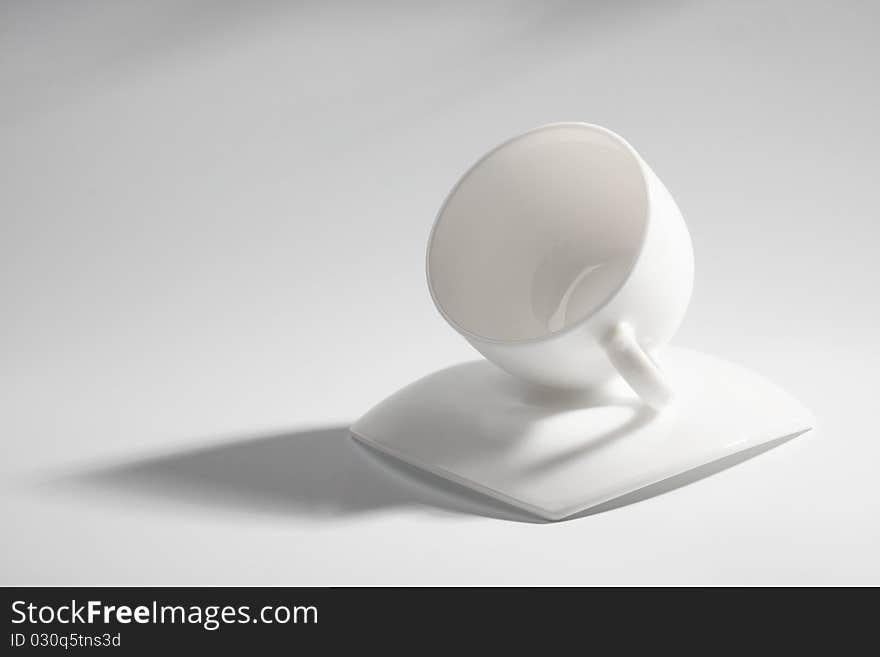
[426,123,694,410]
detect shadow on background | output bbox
[60,426,541,523]
[57,424,807,524]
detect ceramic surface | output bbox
[426,123,694,408]
[351,348,813,521]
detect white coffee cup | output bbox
[426,123,693,409]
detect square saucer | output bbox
[350,348,813,520]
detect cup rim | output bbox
[425,121,651,346]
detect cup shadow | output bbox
[58,425,542,523]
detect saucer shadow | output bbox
[60,425,807,524]
[62,426,540,523]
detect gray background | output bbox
[2,0,878,585]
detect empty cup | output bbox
[426,122,694,409]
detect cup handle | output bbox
[601,322,673,411]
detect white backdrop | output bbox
[2,0,878,584]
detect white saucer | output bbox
[350,348,813,521]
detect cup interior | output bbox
[428,123,649,342]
